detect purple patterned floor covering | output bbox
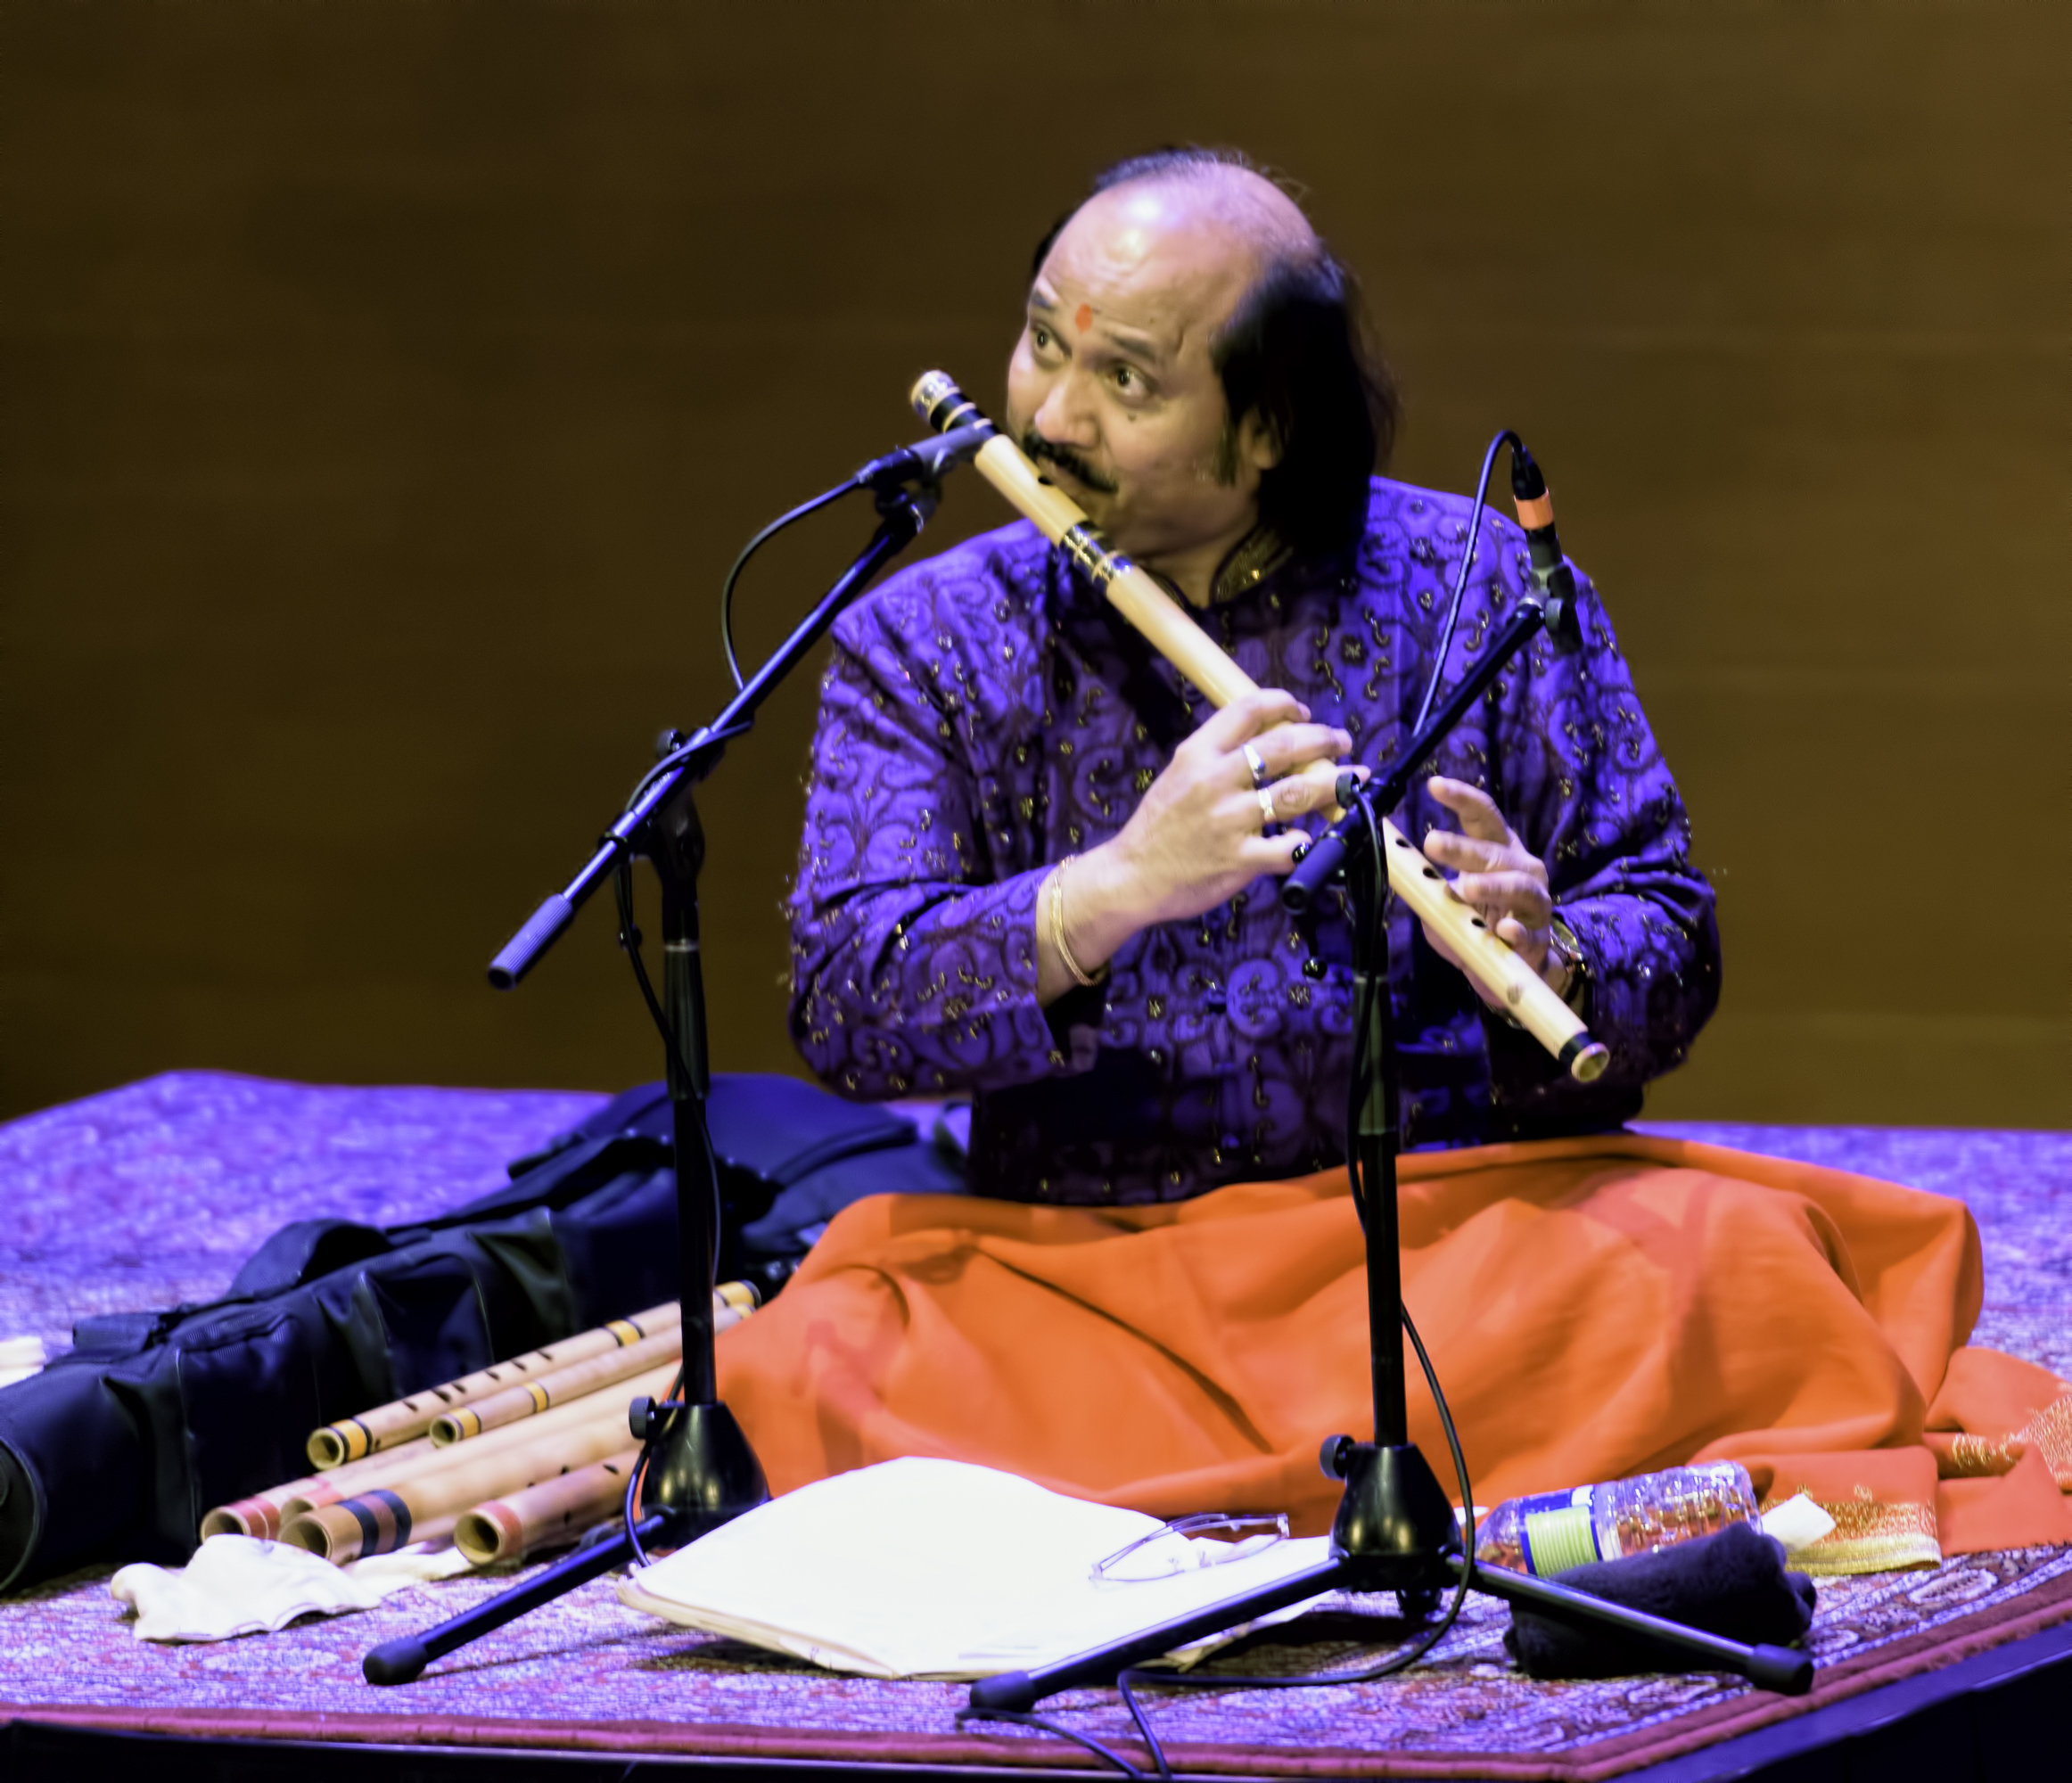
[0,1072,2066,1779]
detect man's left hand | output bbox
[1418,776,1563,999]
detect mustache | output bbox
[1019,429,1119,496]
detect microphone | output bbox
[1508,443,1583,653]
[1283,434,1582,911]
[851,420,996,494]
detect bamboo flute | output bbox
[304,1299,680,1467]
[275,1358,679,1522]
[909,372,1609,1081]
[453,1448,643,1565]
[210,1286,757,1540]
[201,1434,440,1540]
[207,1352,678,1541]
[428,1286,754,1444]
[285,1500,462,1564]
[281,1404,646,1563]
[433,1327,709,1445]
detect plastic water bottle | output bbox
[1473,1462,1759,1576]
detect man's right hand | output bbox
[1037,690,1357,1001]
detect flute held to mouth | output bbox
[910,370,1607,1083]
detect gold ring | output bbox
[1257,786,1278,829]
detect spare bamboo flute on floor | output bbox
[430,1287,753,1443]
[454,1448,643,1565]
[277,1357,681,1523]
[286,1498,464,1564]
[279,1368,674,1562]
[208,1286,755,1539]
[201,1434,440,1540]
[433,1327,693,1445]
[207,1356,675,1539]
[304,1299,680,1467]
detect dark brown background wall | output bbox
[4,0,2064,1128]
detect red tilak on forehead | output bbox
[1074,302,1093,333]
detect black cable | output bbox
[1098,812,1480,1782]
[621,1447,647,1569]
[1107,1296,1478,1781]
[617,474,862,818]
[719,481,858,693]
[611,860,724,1267]
[622,718,746,818]
[1344,428,1520,1188]
[972,436,1523,1776]
[1342,800,1390,1233]
[621,472,873,1251]
[613,860,680,1078]
[611,862,726,1571]
[1408,1295,1478,1580]
[1116,1674,1174,1782]
[620,1361,685,1570]
[1410,429,1520,738]
[983,463,1517,1775]
[953,1707,1147,1779]
[602,463,900,1582]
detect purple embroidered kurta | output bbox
[788,477,1719,1204]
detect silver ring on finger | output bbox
[1241,742,1269,790]
[1256,785,1279,833]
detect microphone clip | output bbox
[1508,440,1583,654]
[852,420,996,497]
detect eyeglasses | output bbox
[1089,1512,1291,1583]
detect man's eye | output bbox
[1032,325,1053,350]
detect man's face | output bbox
[1005,183,1279,563]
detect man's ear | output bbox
[1238,407,1285,473]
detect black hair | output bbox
[1030,147,1398,560]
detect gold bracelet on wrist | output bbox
[1049,855,1107,989]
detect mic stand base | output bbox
[639,1399,769,1541]
[364,1517,662,1688]
[1320,1439,1459,1590]
[362,1401,768,1688]
[969,1442,1810,1713]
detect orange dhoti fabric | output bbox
[717,1136,2072,1571]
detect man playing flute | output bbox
[788,148,1719,1204]
[721,154,2060,1568]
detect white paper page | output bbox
[618,1457,1336,1679]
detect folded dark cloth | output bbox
[1503,1521,1817,1680]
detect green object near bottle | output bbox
[1522,1504,1602,1574]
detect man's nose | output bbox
[1032,367,1100,451]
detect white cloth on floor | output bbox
[0,1335,48,1390]
[111,1533,476,1641]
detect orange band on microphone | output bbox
[1514,492,1555,530]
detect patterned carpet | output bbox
[0,1072,2066,1777]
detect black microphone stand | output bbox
[968,562,1814,1718]
[363,477,940,1687]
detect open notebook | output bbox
[617,1456,1335,1680]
